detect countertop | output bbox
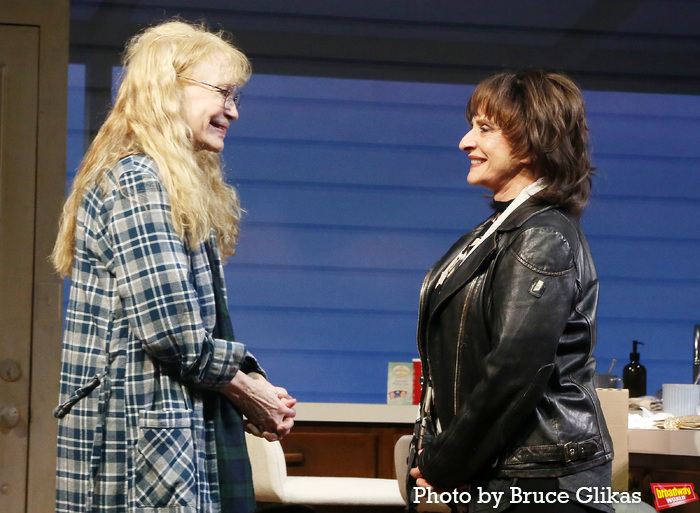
[294,402,418,424]
[293,402,700,457]
[628,428,700,457]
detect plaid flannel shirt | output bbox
[55,154,259,513]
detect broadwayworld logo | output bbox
[651,483,698,510]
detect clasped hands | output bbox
[221,371,297,441]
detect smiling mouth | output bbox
[470,158,485,165]
[210,120,229,132]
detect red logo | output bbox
[651,483,699,510]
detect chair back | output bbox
[394,434,450,512]
[245,432,289,502]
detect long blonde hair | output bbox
[52,20,251,277]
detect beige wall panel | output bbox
[0,25,40,513]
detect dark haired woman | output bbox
[409,70,613,513]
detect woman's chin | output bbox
[195,138,225,153]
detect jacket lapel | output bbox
[418,216,493,319]
[425,200,553,320]
[428,234,498,319]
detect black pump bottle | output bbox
[623,340,647,397]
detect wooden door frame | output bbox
[0,23,40,513]
[0,1,68,512]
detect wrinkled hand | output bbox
[244,386,296,441]
[221,372,297,440]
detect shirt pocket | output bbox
[134,409,197,509]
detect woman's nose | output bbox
[225,103,239,120]
[459,130,475,152]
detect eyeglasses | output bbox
[178,75,241,109]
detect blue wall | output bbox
[583,90,700,396]
[66,68,700,403]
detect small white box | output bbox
[387,362,413,405]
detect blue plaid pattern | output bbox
[55,155,259,513]
[134,410,196,507]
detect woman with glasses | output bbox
[52,20,296,513]
[408,70,614,513]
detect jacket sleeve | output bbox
[106,160,247,390]
[418,222,578,490]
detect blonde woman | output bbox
[52,21,295,513]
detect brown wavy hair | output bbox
[466,70,594,216]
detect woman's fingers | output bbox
[222,372,297,438]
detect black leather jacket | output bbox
[416,200,613,491]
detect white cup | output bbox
[662,384,700,417]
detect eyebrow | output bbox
[218,79,238,89]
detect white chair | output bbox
[596,389,657,513]
[245,432,406,507]
[596,388,629,492]
[393,435,450,512]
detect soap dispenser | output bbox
[623,340,647,397]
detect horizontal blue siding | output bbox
[223,75,700,401]
[65,66,700,402]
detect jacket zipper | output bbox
[416,270,433,392]
[454,275,481,414]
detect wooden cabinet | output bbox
[629,453,700,508]
[280,422,413,479]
